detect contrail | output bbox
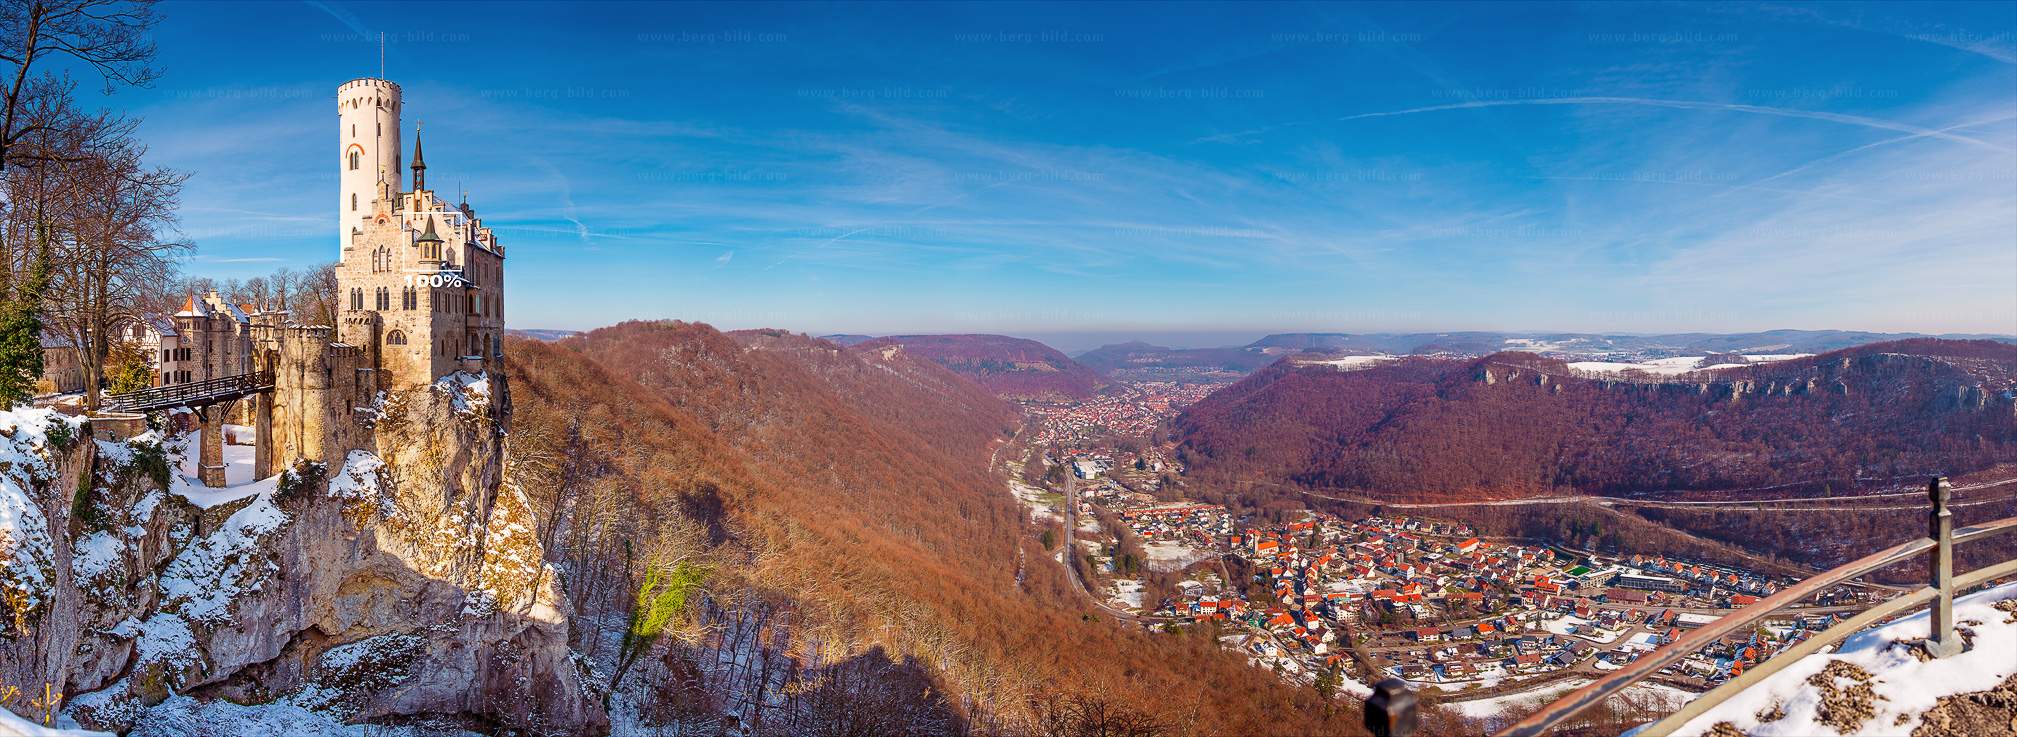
[1199,96,2011,153]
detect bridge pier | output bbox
[253,395,273,480]
[199,408,227,488]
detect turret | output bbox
[411,134,426,193]
[337,78,402,250]
[417,215,443,263]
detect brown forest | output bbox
[1172,340,2017,502]
[502,321,1445,736]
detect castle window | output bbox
[375,287,390,311]
[387,330,407,346]
[349,287,364,311]
[352,193,358,212]
[402,287,417,311]
[349,150,360,170]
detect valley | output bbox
[977,334,2017,730]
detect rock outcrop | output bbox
[0,371,604,734]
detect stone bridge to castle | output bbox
[101,311,415,488]
[106,370,275,487]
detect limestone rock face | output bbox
[0,372,605,735]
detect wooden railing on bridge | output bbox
[1361,477,2017,737]
[104,370,275,414]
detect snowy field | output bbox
[1540,614,1625,643]
[1004,474,1061,522]
[1567,354,1808,376]
[1297,355,1395,371]
[1144,541,1212,572]
[1621,631,1663,652]
[1656,580,2017,737]
[1110,579,1145,611]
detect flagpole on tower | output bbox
[379,32,385,79]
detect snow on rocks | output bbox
[0,407,82,632]
[1663,580,2017,736]
[326,449,400,528]
[126,694,482,737]
[1566,354,1809,376]
[436,371,492,419]
[155,486,291,625]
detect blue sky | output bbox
[114,1,2017,346]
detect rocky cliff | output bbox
[0,371,604,734]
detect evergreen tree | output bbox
[1314,661,1343,716]
[0,222,54,407]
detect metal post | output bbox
[1928,477,1960,658]
[1365,677,1418,737]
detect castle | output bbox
[201,78,507,485]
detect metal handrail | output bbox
[1360,477,2017,737]
[104,369,275,413]
[1494,478,2015,737]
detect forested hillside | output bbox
[503,322,1387,735]
[1174,339,2017,501]
[857,334,1117,400]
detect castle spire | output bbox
[410,134,426,192]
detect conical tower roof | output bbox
[416,215,443,244]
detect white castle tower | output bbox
[332,77,506,389]
[336,78,403,245]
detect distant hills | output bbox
[1075,341,1276,382]
[813,329,2017,395]
[1241,329,2017,357]
[853,334,1115,400]
[1171,338,2017,503]
[504,328,579,342]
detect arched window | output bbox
[349,150,360,170]
[349,287,364,310]
[387,330,406,345]
[402,287,417,311]
[375,287,390,311]
[351,193,358,212]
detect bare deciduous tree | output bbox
[0,0,160,172]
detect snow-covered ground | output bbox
[1451,677,1694,719]
[1542,615,1593,637]
[1004,473,1061,522]
[1144,541,1212,572]
[1621,631,1663,652]
[1658,580,2017,737]
[1110,579,1145,611]
[1567,354,1808,376]
[1298,355,1396,371]
[0,705,110,735]
[164,430,281,509]
[127,695,481,736]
